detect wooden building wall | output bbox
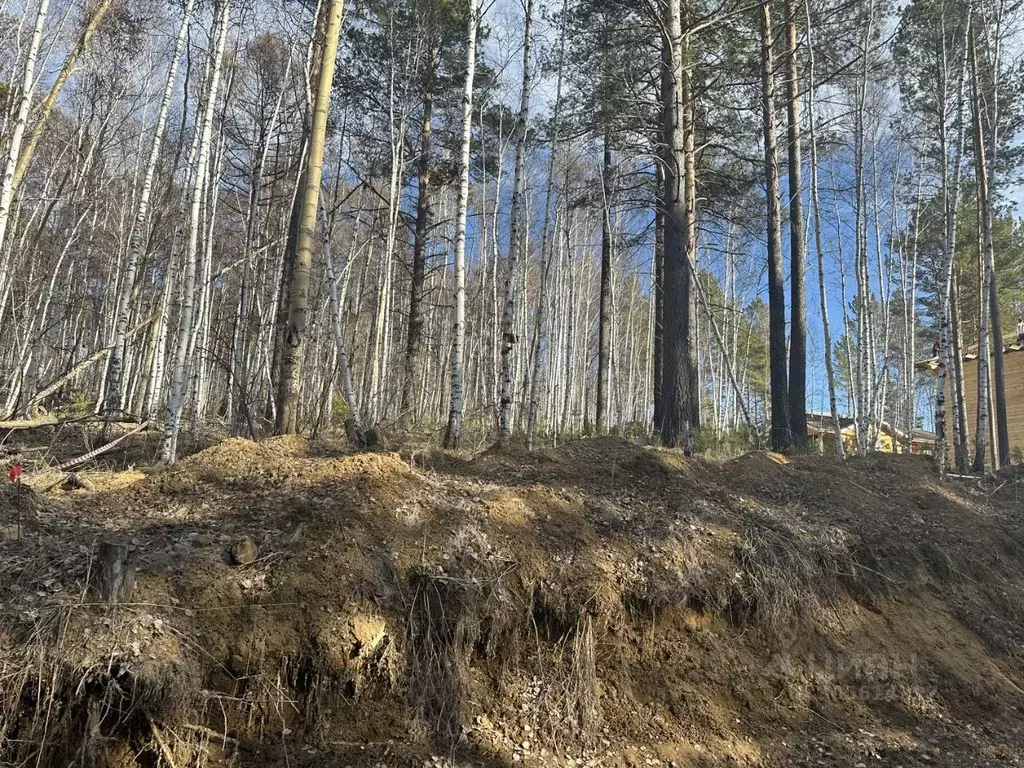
[945,349,1024,465]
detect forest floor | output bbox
[1,426,1024,767]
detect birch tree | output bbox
[104,0,195,421]
[497,0,534,448]
[805,0,844,458]
[275,0,345,434]
[0,0,50,310]
[162,0,231,461]
[443,0,479,449]
[11,0,117,194]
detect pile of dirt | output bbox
[1,436,1024,767]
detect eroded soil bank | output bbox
[2,435,1023,766]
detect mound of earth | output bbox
[1,437,1023,767]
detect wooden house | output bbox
[806,411,853,455]
[916,336,1024,466]
[805,412,933,455]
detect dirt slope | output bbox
[1,436,1024,767]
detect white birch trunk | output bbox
[105,0,195,419]
[0,0,50,314]
[442,0,479,449]
[161,0,231,462]
[497,0,534,447]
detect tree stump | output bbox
[91,542,136,604]
[344,417,366,449]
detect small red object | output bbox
[8,465,23,483]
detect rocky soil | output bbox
[1,432,1023,766]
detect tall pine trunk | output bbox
[760,0,791,452]
[784,0,806,449]
[970,24,1008,468]
[401,85,434,431]
[659,0,695,452]
[596,136,614,435]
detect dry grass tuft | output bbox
[734,511,859,630]
[534,613,601,749]
[406,567,472,747]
